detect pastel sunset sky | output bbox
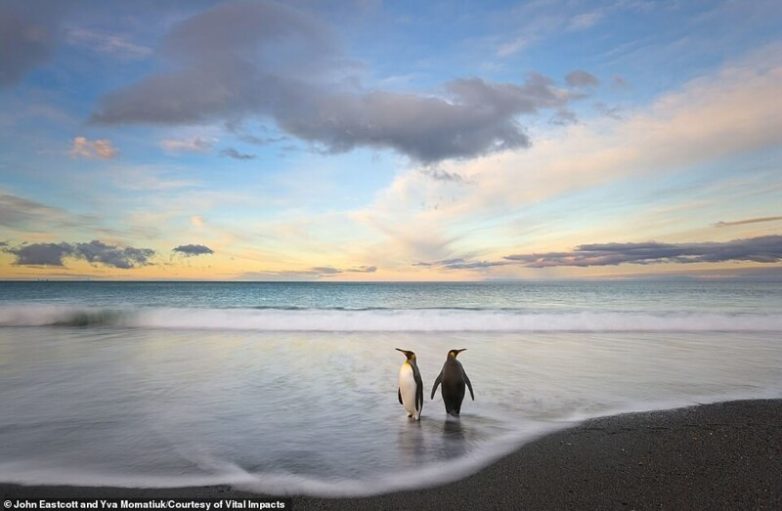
[1,0,781,280]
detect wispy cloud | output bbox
[5,240,155,268]
[415,258,508,270]
[220,148,256,160]
[65,27,151,59]
[569,11,604,30]
[0,191,96,230]
[160,137,212,153]
[239,264,377,281]
[714,216,782,228]
[70,136,118,159]
[565,70,599,88]
[496,35,531,57]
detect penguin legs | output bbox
[442,382,465,416]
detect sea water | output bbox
[1,281,781,495]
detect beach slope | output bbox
[2,399,780,510]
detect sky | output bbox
[1,0,781,281]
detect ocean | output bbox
[1,281,781,495]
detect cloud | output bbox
[76,240,154,269]
[65,27,151,59]
[0,190,100,232]
[239,263,378,280]
[611,75,630,89]
[0,2,65,87]
[550,109,579,126]
[496,35,531,57]
[421,168,464,182]
[70,136,118,159]
[221,148,256,160]
[714,216,782,228]
[504,235,782,267]
[565,70,599,88]
[346,265,377,273]
[310,266,341,274]
[569,11,604,30]
[415,258,509,270]
[5,242,73,266]
[160,137,212,153]
[190,216,206,228]
[5,240,155,268]
[172,244,214,256]
[593,101,623,119]
[91,2,582,162]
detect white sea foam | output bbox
[2,392,780,496]
[0,304,781,332]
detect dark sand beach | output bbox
[2,399,780,510]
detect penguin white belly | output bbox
[398,363,419,418]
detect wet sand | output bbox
[2,399,781,510]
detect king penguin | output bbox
[395,348,424,420]
[431,349,474,416]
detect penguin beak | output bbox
[455,348,467,356]
[395,348,412,358]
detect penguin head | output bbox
[448,348,467,358]
[395,348,416,361]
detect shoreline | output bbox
[2,399,781,509]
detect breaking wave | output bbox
[1,305,781,332]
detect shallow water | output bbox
[0,281,781,495]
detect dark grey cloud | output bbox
[71,240,155,269]
[5,240,155,268]
[414,236,782,272]
[565,70,599,88]
[6,242,73,266]
[92,2,583,162]
[0,2,62,87]
[504,236,782,267]
[714,216,782,228]
[220,148,256,160]
[172,244,214,256]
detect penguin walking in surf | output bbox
[396,348,424,420]
[431,349,474,416]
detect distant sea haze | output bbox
[1,281,780,495]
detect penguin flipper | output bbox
[416,378,423,413]
[413,366,424,413]
[431,371,442,400]
[464,371,475,400]
[398,387,403,405]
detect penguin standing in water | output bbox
[431,349,474,416]
[396,348,424,420]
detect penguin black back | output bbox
[431,349,474,416]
